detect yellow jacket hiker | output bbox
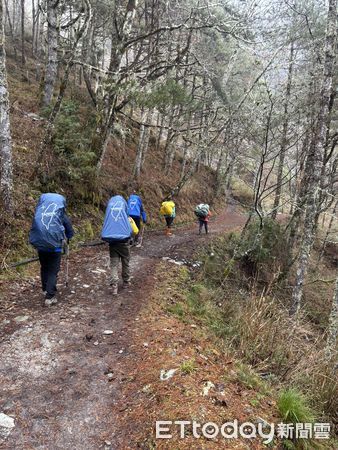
[160,199,176,236]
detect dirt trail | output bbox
[0,207,246,449]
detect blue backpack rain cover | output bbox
[127,194,141,216]
[101,195,132,243]
[29,193,66,251]
[128,194,147,222]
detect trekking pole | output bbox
[139,224,146,247]
[65,239,70,287]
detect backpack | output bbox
[128,194,141,216]
[128,194,147,223]
[29,193,66,251]
[101,195,132,243]
[160,201,175,217]
[194,203,209,218]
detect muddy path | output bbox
[0,207,246,450]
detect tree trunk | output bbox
[271,41,294,219]
[133,108,148,178]
[326,276,338,356]
[141,109,154,167]
[20,0,25,65]
[0,0,13,213]
[290,0,337,315]
[4,0,17,59]
[42,0,59,106]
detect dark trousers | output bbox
[199,220,208,234]
[38,251,62,299]
[109,242,131,285]
[165,216,174,228]
[130,216,141,242]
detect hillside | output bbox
[1,55,222,262]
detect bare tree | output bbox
[42,0,60,106]
[0,0,13,213]
[290,0,337,315]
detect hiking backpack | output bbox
[160,201,175,217]
[101,195,133,243]
[29,193,67,251]
[128,194,147,222]
[194,203,209,218]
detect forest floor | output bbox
[0,207,280,450]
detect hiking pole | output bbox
[139,224,146,247]
[65,239,70,287]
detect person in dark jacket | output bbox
[29,193,74,306]
[198,210,211,234]
[127,191,147,246]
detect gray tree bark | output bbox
[20,0,25,65]
[42,0,59,106]
[0,0,13,213]
[271,41,294,219]
[326,276,338,356]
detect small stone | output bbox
[190,324,197,328]
[13,315,29,323]
[0,413,15,439]
[93,341,99,346]
[103,330,114,335]
[105,441,112,446]
[58,340,65,345]
[143,342,149,347]
[83,284,90,288]
[119,350,124,354]
[107,373,114,380]
[160,369,177,381]
[2,401,14,412]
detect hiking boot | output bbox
[45,297,57,307]
[111,285,118,295]
[122,281,130,289]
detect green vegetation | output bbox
[40,100,97,200]
[278,389,315,424]
[180,358,197,375]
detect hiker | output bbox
[29,193,74,306]
[195,203,211,234]
[160,197,176,236]
[127,191,147,246]
[101,195,139,295]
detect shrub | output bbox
[41,100,97,201]
[180,359,197,375]
[230,177,254,205]
[235,217,290,283]
[278,389,315,424]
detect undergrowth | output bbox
[163,225,337,449]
